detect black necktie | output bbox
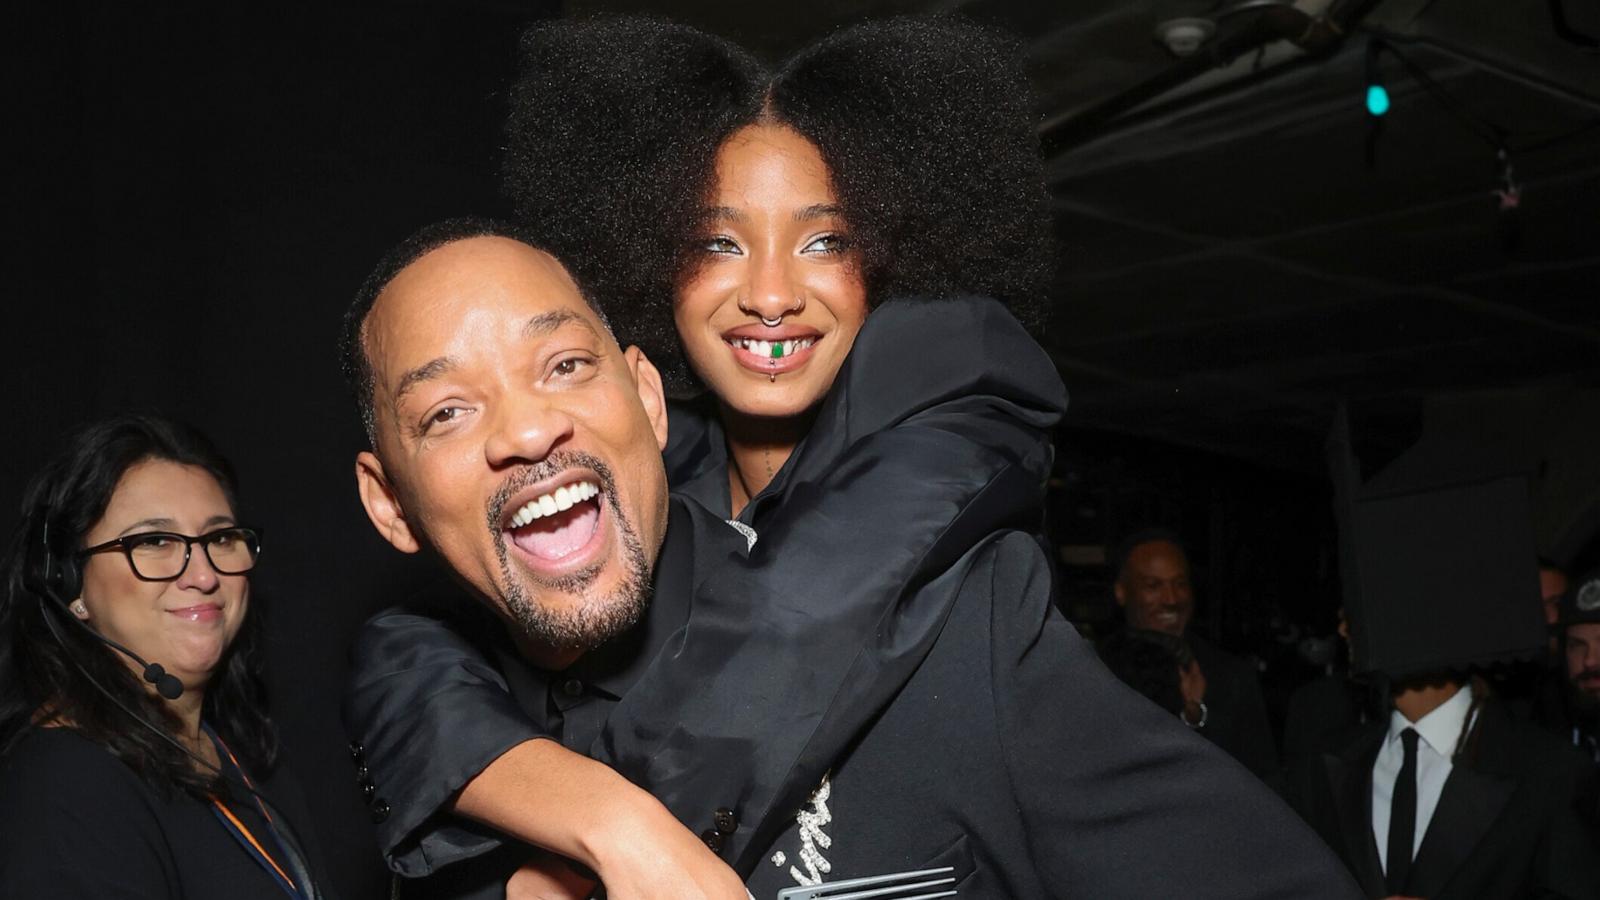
[1386,727,1420,894]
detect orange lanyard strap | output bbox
[211,799,298,888]
[205,727,303,899]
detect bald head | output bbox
[1115,539,1194,636]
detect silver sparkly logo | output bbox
[1578,580,1600,613]
[725,519,759,552]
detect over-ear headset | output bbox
[38,518,82,605]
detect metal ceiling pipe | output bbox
[1039,0,1382,156]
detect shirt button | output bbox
[348,741,365,761]
[371,799,391,824]
[562,678,584,698]
[700,829,724,853]
[355,766,371,783]
[713,808,738,834]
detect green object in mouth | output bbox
[771,342,784,359]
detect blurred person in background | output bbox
[1114,529,1279,782]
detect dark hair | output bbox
[1112,527,1189,581]
[339,216,603,446]
[501,15,1054,391]
[0,414,277,798]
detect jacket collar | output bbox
[1404,700,1517,898]
[1321,697,1520,899]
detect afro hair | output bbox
[503,17,767,390]
[501,15,1054,393]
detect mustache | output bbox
[1576,668,1600,682]
[485,450,617,534]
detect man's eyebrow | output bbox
[705,205,745,224]
[795,204,843,222]
[393,356,456,404]
[522,309,596,339]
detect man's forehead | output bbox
[367,236,603,376]
[1130,540,1187,571]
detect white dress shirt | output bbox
[1370,684,1475,874]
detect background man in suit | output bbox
[1288,658,1600,897]
[1114,530,1280,783]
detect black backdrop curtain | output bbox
[8,4,560,896]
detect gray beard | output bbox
[488,453,652,653]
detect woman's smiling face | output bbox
[74,459,250,692]
[674,124,869,421]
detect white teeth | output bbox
[729,337,815,355]
[508,480,600,528]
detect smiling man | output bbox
[351,233,667,672]
[344,218,752,898]
[341,218,1362,900]
[1114,530,1280,783]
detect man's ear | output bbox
[355,451,421,554]
[624,345,670,452]
[1113,579,1127,608]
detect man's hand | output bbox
[506,852,595,900]
[1180,660,1207,726]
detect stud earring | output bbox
[70,600,89,619]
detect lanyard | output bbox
[205,726,306,900]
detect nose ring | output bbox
[740,296,805,328]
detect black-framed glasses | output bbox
[78,527,263,581]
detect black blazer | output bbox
[1287,699,1600,899]
[1189,632,1280,785]
[735,528,1361,898]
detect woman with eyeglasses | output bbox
[0,414,328,899]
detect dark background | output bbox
[9,3,1600,898]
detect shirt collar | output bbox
[1387,683,1474,758]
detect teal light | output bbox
[1366,84,1391,117]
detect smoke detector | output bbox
[1154,17,1216,57]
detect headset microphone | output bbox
[40,597,186,700]
[143,663,186,701]
[102,632,186,701]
